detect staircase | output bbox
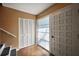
[0,43,16,56]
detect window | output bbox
[36,15,49,51]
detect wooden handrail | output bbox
[0,28,16,38]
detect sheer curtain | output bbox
[19,18,35,49]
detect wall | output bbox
[0,5,1,43]
[0,6,36,48]
[0,16,1,43]
[37,3,71,19]
[0,18,1,42]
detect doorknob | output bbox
[51,36,54,38]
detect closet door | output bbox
[63,4,79,56]
[50,11,60,56]
[49,14,55,55]
[58,9,66,56]
[50,4,79,56]
[53,14,59,55]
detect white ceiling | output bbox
[2,3,54,15]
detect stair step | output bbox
[0,44,5,55]
[1,47,10,56]
[10,49,16,56]
[0,44,3,49]
[0,44,16,56]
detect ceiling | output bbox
[2,3,54,15]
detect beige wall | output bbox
[37,3,71,19]
[0,6,1,43]
[0,18,1,42]
[0,6,36,48]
